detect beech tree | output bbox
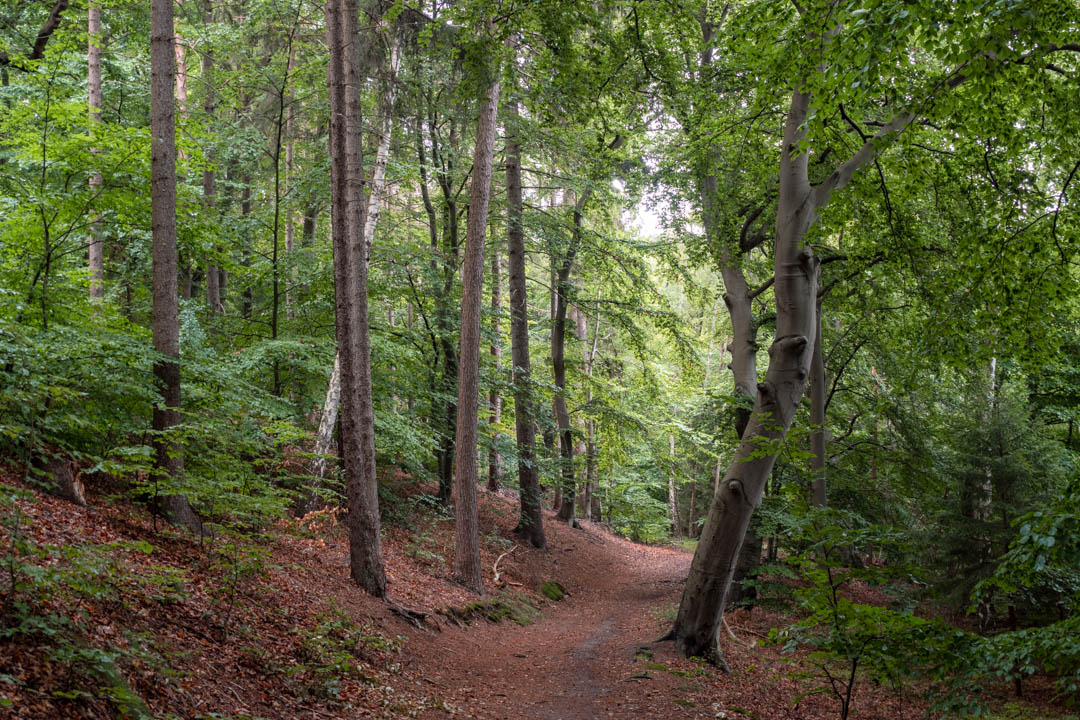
[670,0,1080,664]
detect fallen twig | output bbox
[492,545,518,586]
[723,616,757,648]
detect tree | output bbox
[452,41,500,594]
[326,0,385,596]
[149,0,203,535]
[87,0,103,301]
[505,77,545,550]
[673,0,1080,664]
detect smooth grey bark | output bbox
[487,249,503,491]
[506,90,545,549]
[673,89,821,664]
[674,76,907,661]
[150,0,203,536]
[327,0,385,596]
[453,72,500,595]
[87,0,103,301]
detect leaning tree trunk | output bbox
[452,69,500,595]
[150,0,204,536]
[505,86,545,549]
[673,89,821,664]
[699,174,764,604]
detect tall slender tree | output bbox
[326,0,385,595]
[453,51,500,594]
[505,85,545,549]
[86,0,103,301]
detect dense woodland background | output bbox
[2,0,1080,717]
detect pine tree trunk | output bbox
[452,69,500,595]
[326,0,385,596]
[505,86,545,549]
[303,28,400,511]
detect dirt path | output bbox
[408,522,719,720]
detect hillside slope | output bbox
[0,474,1070,719]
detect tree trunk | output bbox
[174,25,192,300]
[487,248,503,491]
[810,299,827,507]
[673,89,821,664]
[202,32,220,313]
[554,192,589,526]
[150,0,203,536]
[506,87,545,549]
[303,27,400,507]
[687,477,697,538]
[452,70,500,595]
[87,0,103,301]
[668,433,681,539]
[296,354,340,516]
[326,0,385,596]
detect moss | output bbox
[437,592,540,627]
[540,580,567,601]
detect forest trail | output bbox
[407,520,711,719]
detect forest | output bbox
[1,0,1079,717]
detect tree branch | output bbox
[0,0,70,70]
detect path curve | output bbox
[409,522,715,720]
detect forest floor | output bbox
[0,469,1073,719]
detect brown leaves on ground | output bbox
[0,472,1073,719]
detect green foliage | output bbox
[288,608,402,700]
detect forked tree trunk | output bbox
[326,0,385,596]
[674,76,903,660]
[673,89,821,664]
[506,86,545,549]
[452,69,500,595]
